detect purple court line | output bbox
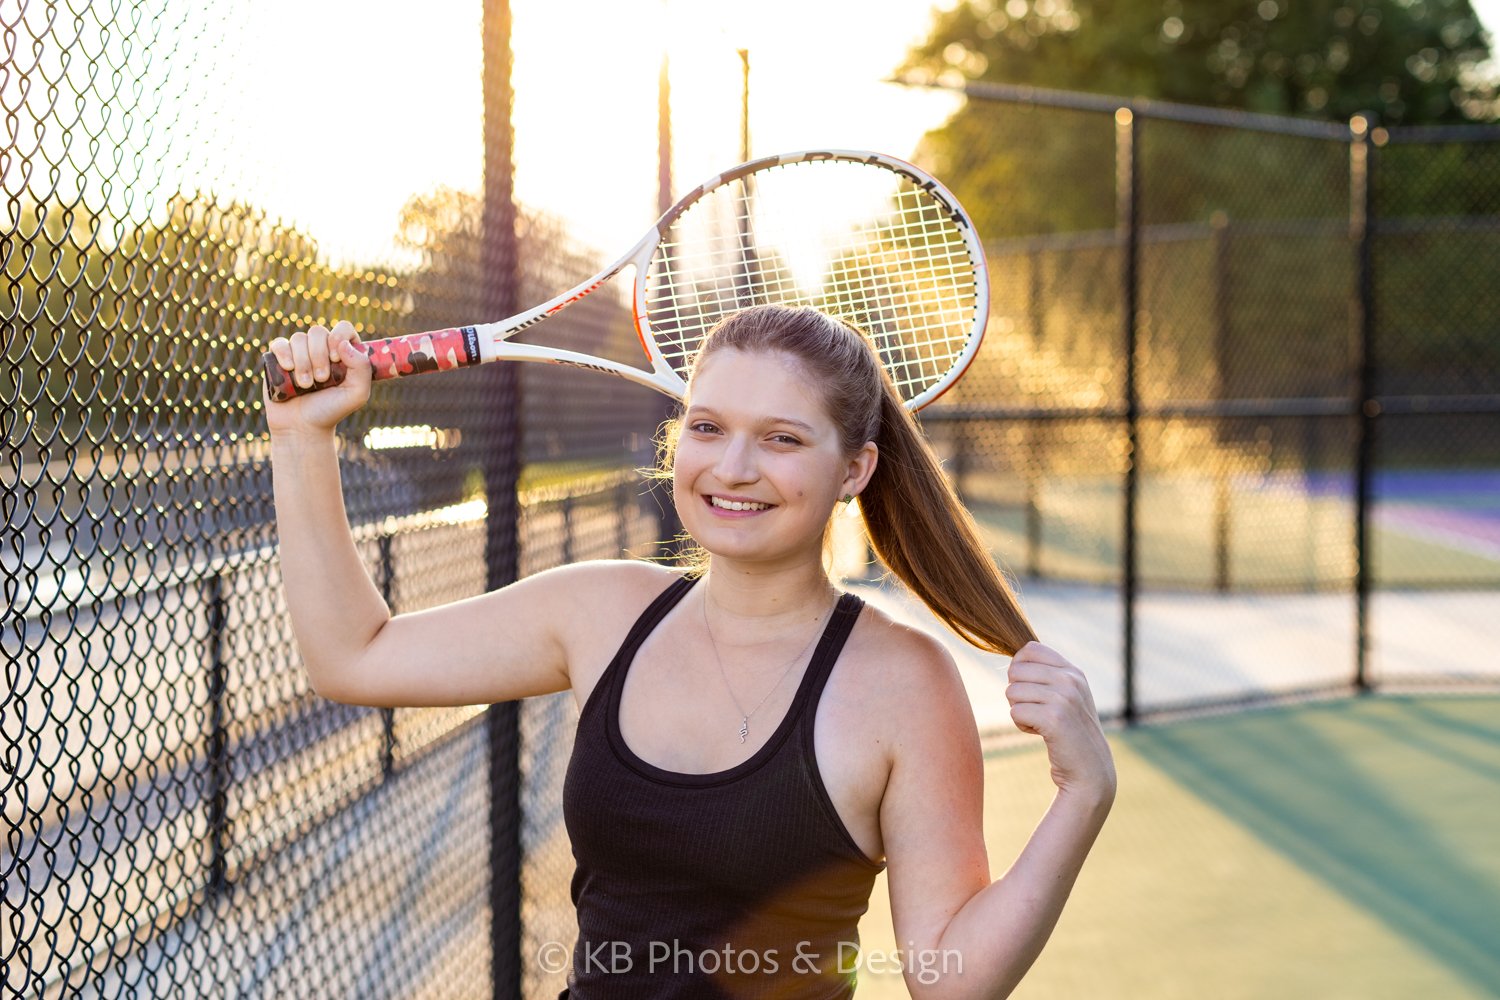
[1377,503,1500,561]
[1298,469,1500,503]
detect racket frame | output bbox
[263,150,988,411]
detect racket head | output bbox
[636,150,988,411]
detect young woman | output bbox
[263,305,1116,999]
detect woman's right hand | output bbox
[262,320,373,437]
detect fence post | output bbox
[378,533,396,778]
[617,479,631,556]
[1350,114,1379,694]
[1211,212,1233,594]
[205,572,230,897]
[654,46,684,555]
[1026,247,1044,578]
[483,0,524,996]
[1024,444,1043,580]
[1116,106,1141,725]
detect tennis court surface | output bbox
[853,694,1500,998]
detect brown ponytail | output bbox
[859,384,1036,655]
[676,304,1036,656]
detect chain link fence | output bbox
[2,0,688,995]
[8,0,1499,994]
[904,79,1500,721]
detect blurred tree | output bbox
[3,191,408,448]
[899,1,1500,440]
[903,0,1497,124]
[395,185,654,474]
[120,193,403,438]
[396,186,633,362]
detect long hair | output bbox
[660,304,1036,656]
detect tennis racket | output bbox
[261,150,988,411]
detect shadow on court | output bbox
[1124,695,1500,995]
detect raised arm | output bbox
[263,321,608,708]
[878,636,1116,999]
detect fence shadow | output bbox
[1125,696,1500,994]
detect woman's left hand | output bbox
[1006,641,1117,802]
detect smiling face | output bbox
[672,348,877,569]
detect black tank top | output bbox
[559,574,886,999]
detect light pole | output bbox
[738,47,750,162]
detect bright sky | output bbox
[217,0,963,268]
[1480,0,1500,40]
[15,0,1494,272]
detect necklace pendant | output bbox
[738,717,749,743]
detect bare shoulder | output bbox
[847,600,966,697]
[527,558,685,642]
[537,559,688,697]
[325,558,687,708]
[533,556,684,597]
[843,600,976,763]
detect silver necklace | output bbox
[701,588,838,744]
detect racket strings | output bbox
[644,162,981,402]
